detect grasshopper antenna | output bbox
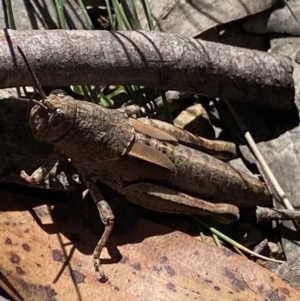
[17,46,48,100]
[17,46,48,120]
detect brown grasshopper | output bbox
[17,48,271,282]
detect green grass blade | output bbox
[127,0,142,29]
[199,231,207,241]
[105,0,115,30]
[233,246,247,258]
[77,0,95,29]
[193,216,284,263]
[4,0,16,29]
[143,0,154,30]
[100,93,114,107]
[71,85,96,103]
[71,85,84,95]
[81,85,92,102]
[53,0,67,29]
[112,0,132,30]
[212,233,222,247]
[106,86,126,99]
[282,0,300,23]
[85,86,98,103]
[160,91,173,123]
[124,86,135,100]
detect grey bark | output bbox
[0,29,294,109]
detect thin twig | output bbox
[256,206,300,222]
[253,238,268,255]
[225,100,300,231]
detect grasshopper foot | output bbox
[20,168,46,185]
[83,178,115,282]
[20,151,60,185]
[94,258,108,282]
[92,217,114,282]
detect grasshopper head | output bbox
[29,94,77,143]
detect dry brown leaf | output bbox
[0,191,298,301]
[244,0,300,36]
[135,0,278,37]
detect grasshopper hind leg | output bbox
[84,178,115,282]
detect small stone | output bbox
[268,242,279,255]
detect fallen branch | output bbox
[0,29,294,109]
[256,206,300,222]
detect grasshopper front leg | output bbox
[21,152,114,281]
[20,150,61,185]
[83,176,114,282]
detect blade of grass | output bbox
[143,0,155,30]
[53,0,67,29]
[282,0,300,23]
[70,85,93,102]
[71,85,84,95]
[120,0,138,29]
[160,91,173,124]
[233,246,247,258]
[106,86,126,99]
[124,86,136,101]
[112,0,132,30]
[105,0,115,30]
[136,85,151,115]
[194,218,208,242]
[85,86,98,103]
[100,93,114,107]
[81,85,92,102]
[126,0,142,29]
[193,216,285,263]
[212,233,222,247]
[199,231,207,241]
[77,0,95,29]
[4,0,16,29]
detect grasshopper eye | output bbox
[48,109,65,128]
